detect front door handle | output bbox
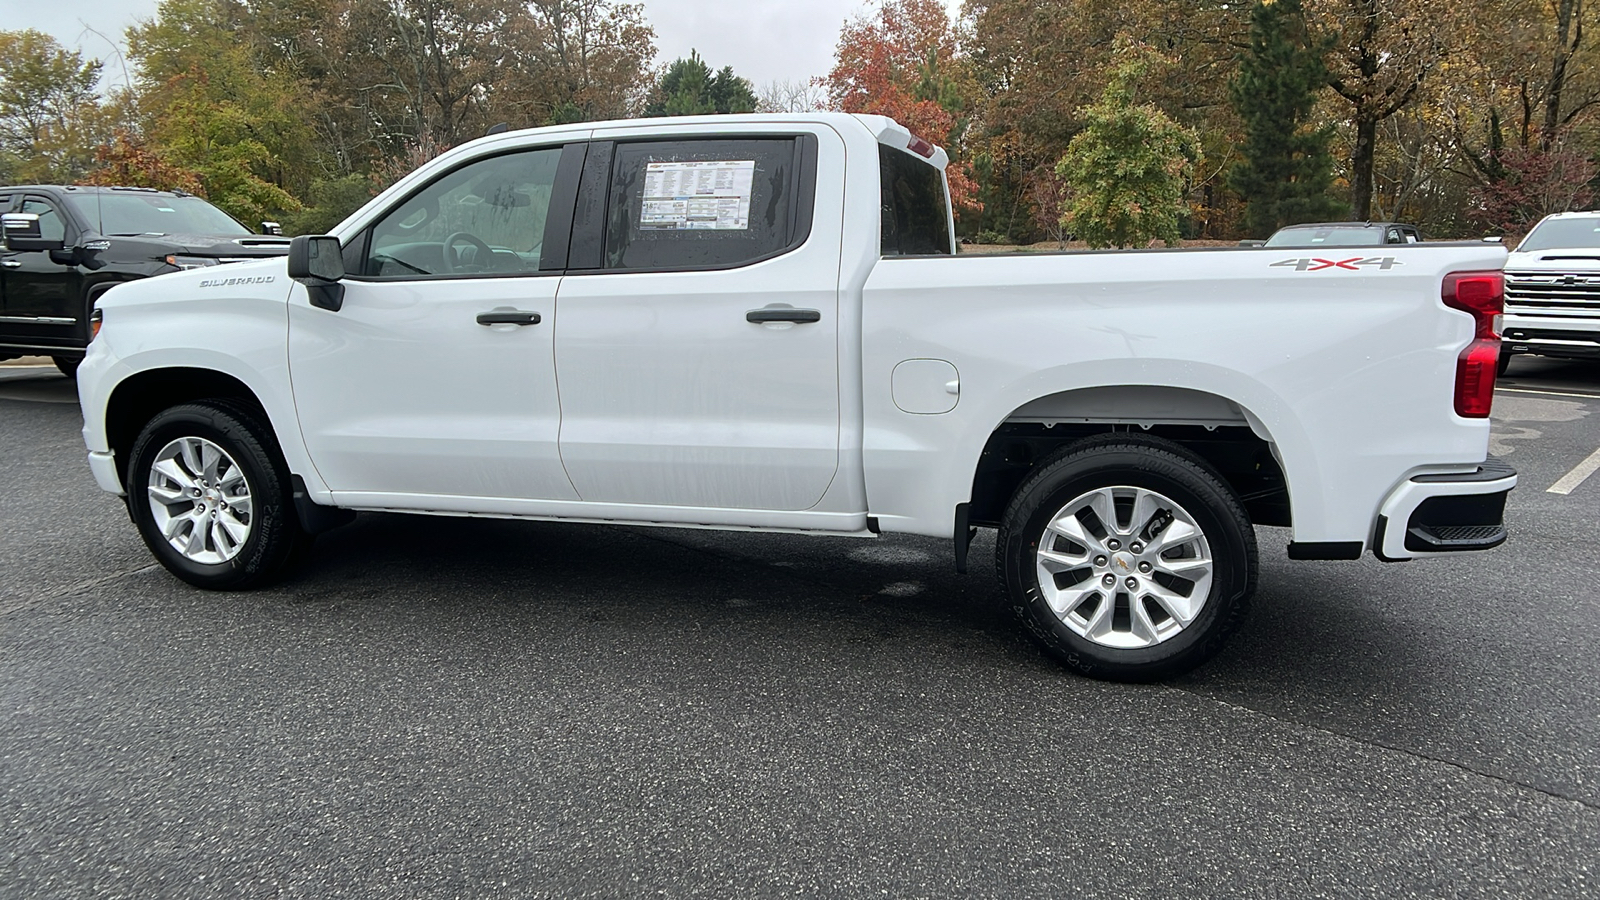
[1,260,20,268]
[476,310,541,326]
[746,308,821,324]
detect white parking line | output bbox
[1548,447,1600,495]
[1498,387,1600,400]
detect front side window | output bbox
[21,197,67,243]
[603,138,803,270]
[879,144,952,256]
[364,147,562,278]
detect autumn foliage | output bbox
[822,0,979,214]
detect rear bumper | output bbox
[1372,458,1516,561]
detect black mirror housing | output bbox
[2,212,65,252]
[287,235,346,311]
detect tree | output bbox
[1469,143,1596,234]
[824,0,979,213]
[1312,0,1446,220]
[0,30,105,182]
[1056,41,1201,248]
[756,78,825,113]
[1229,0,1343,236]
[645,50,756,117]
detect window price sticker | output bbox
[640,160,755,230]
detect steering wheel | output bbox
[441,231,495,274]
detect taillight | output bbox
[1441,270,1503,418]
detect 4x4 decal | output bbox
[1272,256,1403,271]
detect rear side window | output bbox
[602,138,808,270]
[879,144,952,256]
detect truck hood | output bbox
[105,232,293,260]
[1504,249,1600,272]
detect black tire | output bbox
[127,401,310,589]
[52,356,81,379]
[995,434,1257,682]
[1496,350,1513,377]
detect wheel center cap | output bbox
[1112,552,1137,574]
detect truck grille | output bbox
[1504,270,1600,316]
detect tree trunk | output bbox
[1350,114,1376,221]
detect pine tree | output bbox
[1229,0,1343,237]
[645,51,756,117]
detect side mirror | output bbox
[2,212,65,252]
[260,220,283,235]
[287,234,345,311]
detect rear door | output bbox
[553,125,843,511]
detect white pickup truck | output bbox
[1501,210,1600,371]
[78,113,1516,680]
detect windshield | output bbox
[1263,226,1384,247]
[65,193,251,237]
[1517,217,1600,252]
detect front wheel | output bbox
[996,434,1258,682]
[127,402,309,589]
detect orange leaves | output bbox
[80,129,204,194]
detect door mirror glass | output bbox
[288,234,345,283]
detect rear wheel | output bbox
[52,356,80,378]
[996,434,1257,681]
[127,402,309,589]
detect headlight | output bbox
[165,254,219,270]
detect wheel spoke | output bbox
[218,509,250,544]
[1143,581,1200,627]
[182,515,208,556]
[1084,488,1120,536]
[1151,519,1199,554]
[147,483,187,506]
[199,442,222,483]
[1130,490,1163,541]
[1081,593,1116,641]
[1155,555,1210,577]
[178,439,205,481]
[152,458,197,491]
[1129,597,1162,645]
[225,495,252,520]
[1047,512,1103,555]
[1043,580,1101,618]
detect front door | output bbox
[554,129,843,511]
[0,195,81,350]
[289,144,579,503]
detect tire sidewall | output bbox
[128,405,293,589]
[1001,445,1254,680]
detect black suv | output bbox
[0,185,291,376]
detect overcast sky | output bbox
[14,0,961,91]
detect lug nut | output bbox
[1125,576,1139,590]
[1107,539,1121,551]
[1094,555,1108,567]
[1102,574,1116,587]
[1139,561,1152,573]
[1130,542,1143,553]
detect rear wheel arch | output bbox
[968,385,1292,530]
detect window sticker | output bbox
[640,160,755,231]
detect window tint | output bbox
[603,138,800,270]
[21,197,66,242]
[1517,217,1600,252]
[879,144,952,256]
[365,147,562,278]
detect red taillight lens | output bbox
[906,134,936,158]
[1442,270,1503,418]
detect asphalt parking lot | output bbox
[3,355,1598,898]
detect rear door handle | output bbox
[746,308,821,324]
[476,310,541,326]
[1,260,20,268]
